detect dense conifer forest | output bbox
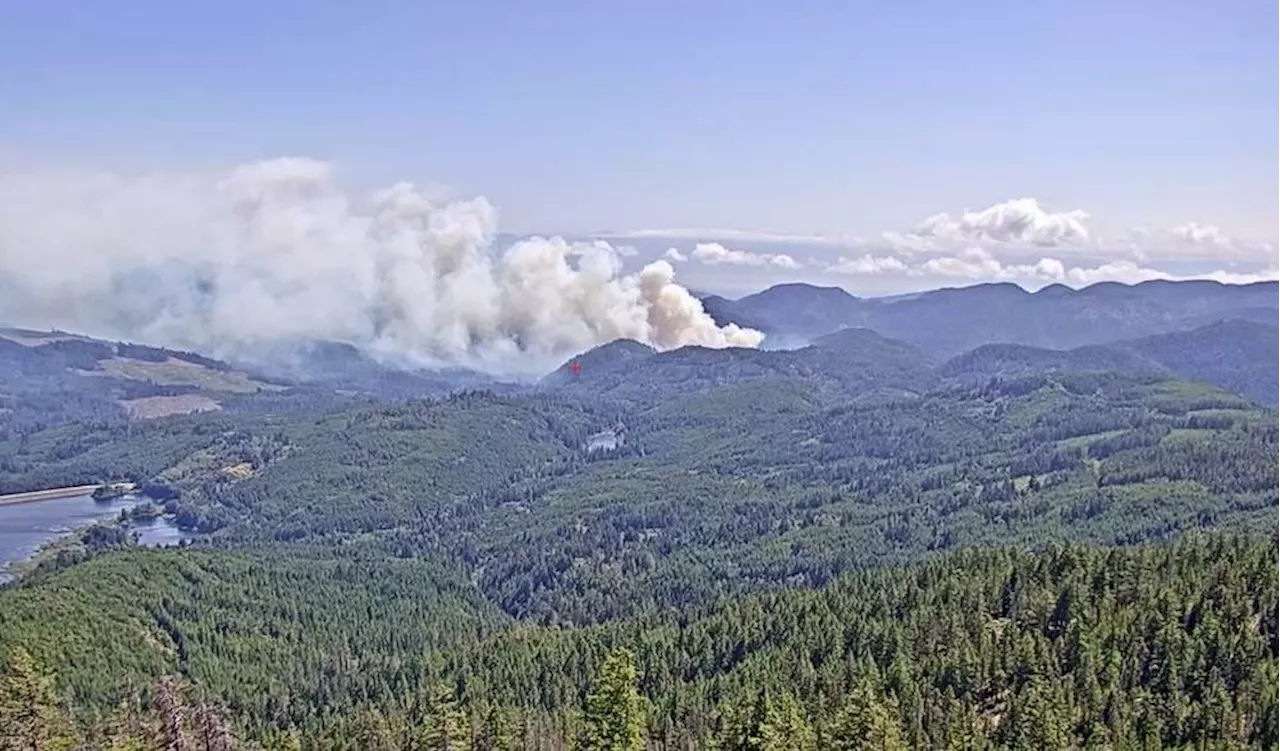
[1,536,1275,748]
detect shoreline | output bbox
[0,493,184,584]
[0,483,136,507]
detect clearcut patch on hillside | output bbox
[98,357,281,393]
[120,394,223,419]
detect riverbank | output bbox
[2,531,87,581]
[0,483,137,507]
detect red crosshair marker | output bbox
[571,360,582,377]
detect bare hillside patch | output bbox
[100,357,281,393]
[120,395,222,419]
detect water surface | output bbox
[129,515,194,548]
[0,494,189,584]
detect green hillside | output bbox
[3,371,1274,624]
[1,535,1273,749]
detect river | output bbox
[0,494,191,584]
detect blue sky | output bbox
[0,0,1276,324]
[2,0,1275,238]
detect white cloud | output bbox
[819,198,1279,290]
[1123,223,1276,263]
[646,198,1276,293]
[8,168,1270,328]
[913,256,1157,285]
[879,231,937,254]
[905,197,1091,247]
[1173,222,1230,245]
[605,200,1275,289]
[893,199,1275,266]
[689,242,800,269]
[829,254,908,275]
[634,198,1276,294]
[599,227,839,245]
[1062,261,1166,285]
[822,247,1278,288]
[919,247,1007,278]
[1199,267,1280,285]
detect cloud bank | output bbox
[0,158,762,374]
[628,197,1277,293]
[688,242,800,269]
[828,247,1278,287]
[830,200,1278,287]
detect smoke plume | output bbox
[0,158,762,375]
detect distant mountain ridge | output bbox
[552,317,1277,407]
[702,279,1278,355]
[919,302,1277,406]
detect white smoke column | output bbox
[638,260,761,349]
[0,158,762,374]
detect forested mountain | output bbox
[701,283,865,337]
[0,280,1276,749]
[938,343,1162,383]
[704,279,1278,356]
[938,319,1279,406]
[238,339,511,400]
[545,330,936,407]
[1117,320,1279,406]
[551,315,1275,409]
[541,339,658,387]
[0,326,283,435]
[0,328,522,440]
[3,370,1274,624]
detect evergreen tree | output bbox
[1005,675,1070,751]
[259,728,303,751]
[827,683,906,751]
[578,648,644,751]
[476,705,519,751]
[715,689,815,751]
[767,691,815,751]
[101,691,154,751]
[419,685,470,751]
[351,708,397,751]
[0,647,72,751]
[198,698,233,751]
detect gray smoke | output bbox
[0,158,762,375]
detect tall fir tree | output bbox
[1005,675,1070,751]
[419,685,470,751]
[0,647,72,751]
[827,683,906,751]
[715,689,815,751]
[475,704,519,751]
[578,647,644,751]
